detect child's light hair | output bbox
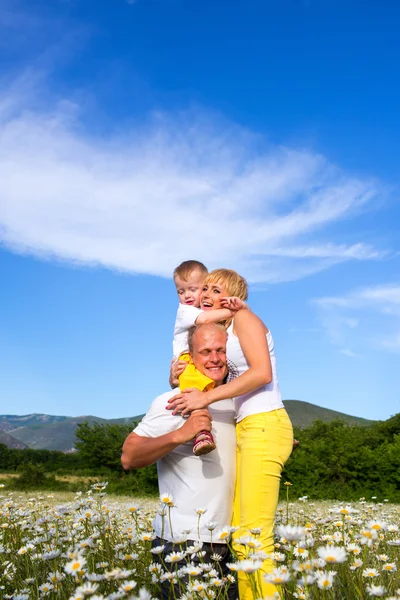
[204,269,248,301]
[173,260,208,281]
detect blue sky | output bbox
[0,0,399,421]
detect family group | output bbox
[121,260,294,600]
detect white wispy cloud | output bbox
[314,283,400,353]
[0,75,388,283]
[340,348,362,358]
[316,284,400,313]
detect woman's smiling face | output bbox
[200,280,229,310]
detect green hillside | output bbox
[0,401,373,451]
[284,400,374,428]
[130,401,374,431]
[8,415,138,452]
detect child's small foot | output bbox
[193,431,216,456]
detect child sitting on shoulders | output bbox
[171,260,245,456]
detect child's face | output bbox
[174,269,205,307]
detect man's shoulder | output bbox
[139,390,176,420]
[133,390,183,437]
[149,390,176,408]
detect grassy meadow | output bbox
[1,483,400,599]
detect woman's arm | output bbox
[167,309,272,415]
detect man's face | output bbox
[190,326,228,386]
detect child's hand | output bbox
[169,359,187,389]
[220,296,246,312]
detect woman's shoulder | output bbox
[232,308,269,336]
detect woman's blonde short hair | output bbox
[204,269,248,301]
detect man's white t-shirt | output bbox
[172,304,202,359]
[134,390,236,542]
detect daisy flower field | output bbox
[0,483,399,599]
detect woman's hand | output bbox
[167,388,210,416]
[169,359,187,389]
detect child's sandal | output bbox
[193,431,216,456]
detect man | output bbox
[121,323,237,599]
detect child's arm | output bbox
[169,358,187,389]
[195,297,247,325]
[195,308,233,325]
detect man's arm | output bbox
[121,409,212,469]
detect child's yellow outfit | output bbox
[178,353,217,456]
[178,353,215,392]
[173,303,217,393]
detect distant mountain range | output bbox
[0,430,28,449]
[0,414,136,452]
[0,401,374,452]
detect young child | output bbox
[172,260,244,456]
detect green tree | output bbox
[75,420,158,495]
[75,420,138,471]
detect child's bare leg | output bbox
[193,409,216,456]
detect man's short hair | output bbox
[173,260,208,281]
[188,323,228,354]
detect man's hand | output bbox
[121,409,213,469]
[167,388,210,416]
[169,359,187,389]
[175,410,212,444]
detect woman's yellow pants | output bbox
[232,409,293,600]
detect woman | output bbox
[168,268,293,600]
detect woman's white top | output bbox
[226,322,284,422]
